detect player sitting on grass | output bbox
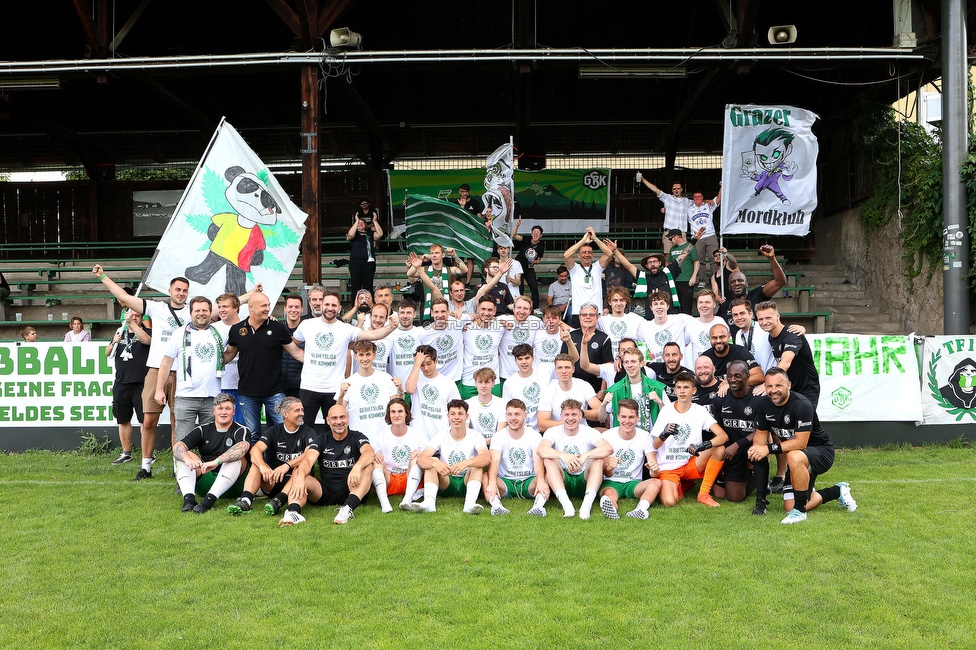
[598,399,662,520]
[650,371,731,508]
[276,404,375,526]
[173,393,251,514]
[412,400,490,514]
[536,399,613,519]
[227,397,317,516]
[483,399,549,516]
[371,397,427,513]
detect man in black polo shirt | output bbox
[276,405,375,526]
[747,368,857,523]
[224,291,304,443]
[563,302,613,394]
[173,394,251,513]
[715,244,787,333]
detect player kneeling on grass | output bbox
[276,405,375,526]
[412,400,490,514]
[536,399,613,519]
[174,393,251,513]
[227,397,317,517]
[371,397,427,513]
[747,368,857,524]
[598,399,662,520]
[650,371,731,508]
[483,399,549,516]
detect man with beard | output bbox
[563,227,614,327]
[546,266,573,315]
[692,356,721,407]
[648,342,692,402]
[715,245,787,330]
[748,368,857,523]
[700,322,763,389]
[291,289,396,431]
[406,243,468,322]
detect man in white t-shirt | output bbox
[650,370,730,508]
[598,399,662,520]
[537,399,613,519]
[213,292,247,423]
[501,344,547,431]
[416,298,464,383]
[536,354,602,432]
[370,397,427,513]
[459,296,505,399]
[405,344,462,440]
[465,367,506,443]
[337,340,402,443]
[354,303,394,375]
[412,400,490,514]
[687,188,721,283]
[534,305,573,382]
[292,289,396,429]
[93,264,190,480]
[155,296,226,444]
[498,296,541,380]
[597,286,648,358]
[640,289,692,364]
[684,289,728,361]
[483,399,549,516]
[562,226,614,326]
[386,299,421,383]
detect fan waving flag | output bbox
[143,118,307,306]
[720,104,819,236]
[405,193,494,263]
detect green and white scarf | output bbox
[423,265,450,320]
[634,268,680,309]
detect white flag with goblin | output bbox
[720,104,819,236]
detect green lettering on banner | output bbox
[852,337,879,375]
[0,348,12,375]
[881,336,907,373]
[72,346,95,374]
[45,347,69,374]
[822,336,851,376]
[18,347,41,375]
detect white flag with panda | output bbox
[143,118,307,305]
[720,104,819,236]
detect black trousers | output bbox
[349,258,376,296]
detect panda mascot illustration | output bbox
[185,166,281,295]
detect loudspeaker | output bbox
[330,28,362,48]
[767,25,797,45]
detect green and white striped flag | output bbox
[405,193,494,263]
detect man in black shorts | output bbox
[172,394,251,513]
[276,405,375,526]
[709,360,759,505]
[227,397,317,516]
[747,368,857,523]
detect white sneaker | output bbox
[278,510,306,526]
[780,509,808,525]
[626,508,648,520]
[600,495,620,520]
[463,504,484,515]
[334,505,355,525]
[836,482,858,512]
[491,504,511,516]
[527,505,547,517]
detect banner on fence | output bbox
[720,104,819,236]
[920,336,976,425]
[0,342,120,427]
[388,167,610,234]
[808,334,922,422]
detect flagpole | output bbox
[141,116,227,289]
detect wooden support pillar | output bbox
[300,64,321,286]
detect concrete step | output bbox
[831,321,906,335]
[808,284,865,294]
[829,309,895,321]
[813,297,873,308]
